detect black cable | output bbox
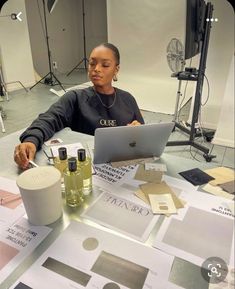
[177,58,193,122]
[189,145,201,162]
[177,80,189,122]
[201,73,210,106]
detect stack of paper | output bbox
[136,181,185,216]
[133,163,185,216]
[134,161,166,183]
[203,167,235,200]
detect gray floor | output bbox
[0,70,234,169]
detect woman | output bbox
[14,43,144,169]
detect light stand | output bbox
[172,60,185,124]
[67,0,88,76]
[167,2,216,162]
[30,0,65,92]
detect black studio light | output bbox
[47,0,58,13]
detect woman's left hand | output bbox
[127,120,141,126]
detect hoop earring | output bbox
[113,74,118,82]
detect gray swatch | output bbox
[219,181,235,194]
[14,283,32,289]
[42,257,91,286]
[163,207,233,263]
[91,251,149,289]
[83,237,99,251]
[169,257,209,289]
[103,283,121,289]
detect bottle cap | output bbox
[68,157,77,172]
[77,149,86,162]
[58,147,67,160]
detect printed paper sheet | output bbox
[10,221,174,289]
[0,177,52,283]
[153,189,234,267]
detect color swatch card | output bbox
[10,221,174,289]
[148,194,177,215]
[179,168,214,186]
[140,181,185,209]
[0,177,25,230]
[204,167,235,186]
[145,162,167,172]
[134,164,163,183]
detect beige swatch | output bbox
[204,167,235,186]
[148,194,177,215]
[140,181,184,209]
[134,164,163,183]
[134,189,150,205]
[203,183,234,200]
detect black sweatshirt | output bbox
[20,86,144,150]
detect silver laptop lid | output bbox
[93,122,174,164]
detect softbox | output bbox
[0,0,8,12]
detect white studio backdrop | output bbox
[107,0,234,148]
[107,0,196,115]
[212,57,234,148]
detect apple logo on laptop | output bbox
[129,141,137,147]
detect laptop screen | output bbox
[93,122,174,164]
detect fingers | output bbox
[127,120,141,126]
[27,146,36,161]
[14,142,36,169]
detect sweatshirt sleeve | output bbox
[20,90,78,150]
[133,98,145,124]
[128,93,145,124]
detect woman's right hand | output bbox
[14,142,37,169]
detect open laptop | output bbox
[93,122,174,164]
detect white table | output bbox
[0,128,219,289]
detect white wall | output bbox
[107,0,197,114]
[212,57,234,148]
[0,0,35,90]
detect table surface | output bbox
[0,128,219,289]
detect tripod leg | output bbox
[5,81,28,93]
[30,72,51,90]
[52,73,66,92]
[0,109,6,133]
[66,59,84,77]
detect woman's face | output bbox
[88,46,119,88]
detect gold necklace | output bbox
[93,88,117,109]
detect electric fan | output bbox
[166,38,185,123]
[167,38,185,73]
